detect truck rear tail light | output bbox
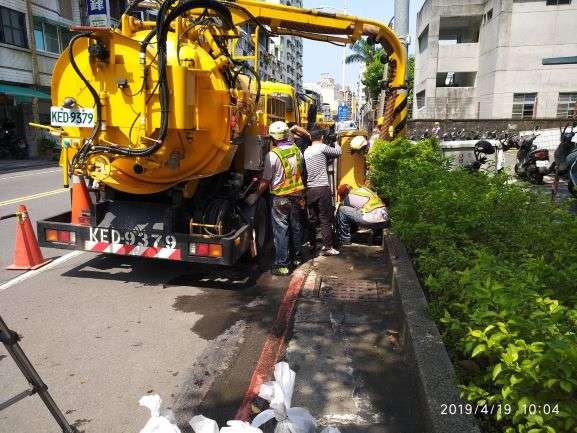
[208,244,223,258]
[189,243,222,258]
[45,229,76,244]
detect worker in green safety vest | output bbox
[336,184,390,246]
[246,121,307,276]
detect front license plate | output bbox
[536,160,549,168]
[50,106,95,128]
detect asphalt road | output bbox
[0,164,70,285]
[0,164,287,432]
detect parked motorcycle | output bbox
[513,133,550,184]
[0,121,28,160]
[552,124,577,198]
[465,140,495,172]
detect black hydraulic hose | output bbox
[90,0,234,158]
[140,28,157,58]
[67,33,102,163]
[219,1,274,37]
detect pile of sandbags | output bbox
[139,362,339,433]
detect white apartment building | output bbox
[414,0,577,120]
[235,0,303,92]
[0,0,81,156]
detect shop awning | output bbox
[0,84,51,103]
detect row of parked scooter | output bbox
[468,124,577,196]
[408,128,506,142]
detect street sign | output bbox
[337,105,350,121]
[87,0,111,27]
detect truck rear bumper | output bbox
[37,212,253,266]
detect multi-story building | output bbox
[414,0,577,120]
[0,0,81,156]
[235,0,303,92]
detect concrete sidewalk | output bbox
[285,245,421,433]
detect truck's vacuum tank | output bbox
[51,26,251,194]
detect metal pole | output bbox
[0,315,78,433]
[394,0,410,80]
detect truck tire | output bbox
[253,197,273,261]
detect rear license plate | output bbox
[88,227,177,248]
[85,228,181,260]
[536,160,549,168]
[51,106,95,128]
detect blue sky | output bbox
[302,0,423,85]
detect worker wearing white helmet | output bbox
[350,135,368,152]
[245,121,305,276]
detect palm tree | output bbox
[345,39,380,65]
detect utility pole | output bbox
[394,0,410,81]
[380,0,410,119]
[25,0,41,157]
[341,0,348,91]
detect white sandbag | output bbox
[251,363,316,433]
[139,395,181,433]
[220,420,263,433]
[189,415,219,433]
[319,428,341,433]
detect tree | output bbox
[345,39,379,65]
[407,55,415,106]
[362,51,385,103]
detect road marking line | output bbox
[0,168,60,181]
[0,251,83,293]
[0,188,68,208]
[235,266,309,421]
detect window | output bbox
[546,0,571,5]
[58,0,73,20]
[512,93,537,119]
[439,16,482,43]
[436,72,477,87]
[557,93,577,118]
[32,17,73,53]
[418,25,429,53]
[416,90,426,109]
[0,7,28,48]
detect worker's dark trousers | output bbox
[271,195,304,268]
[306,186,335,249]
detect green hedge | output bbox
[368,138,577,433]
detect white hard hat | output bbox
[350,135,368,151]
[269,121,290,141]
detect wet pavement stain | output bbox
[173,289,273,340]
[169,266,276,340]
[72,418,92,429]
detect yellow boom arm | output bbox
[228,0,408,135]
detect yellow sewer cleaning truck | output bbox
[36,0,406,265]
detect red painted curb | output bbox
[235,267,308,421]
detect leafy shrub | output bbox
[368,138,577,433]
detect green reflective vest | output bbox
[270,145,305,196]
[351,187,384,214]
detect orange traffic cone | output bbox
[6,205,51,270]
[71,175,92,225]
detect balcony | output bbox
[437,43,479,73]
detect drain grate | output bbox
[319,277,390,302]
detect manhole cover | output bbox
[319,277,390,302]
